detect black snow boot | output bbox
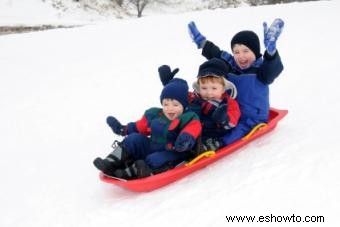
[203,138,223,151]
[190,135,206,157]
[93,140,131,175]
[114,160,152,180]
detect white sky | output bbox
[1,1,340,227]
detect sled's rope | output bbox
[242,123,268,140]
[185,151,216,167]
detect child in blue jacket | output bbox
[93,78,202,179]
[187,19,284,145]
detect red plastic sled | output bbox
[99,108,288,192]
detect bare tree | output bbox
[265,0,285,3]
[248,0,265,6]
[260,0,319,4]
[128,0,150,17]
[206,0,319,8]
[113,0,124,6]
[204,0,244,9]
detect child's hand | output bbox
[106,116,125,136]
[263,18,284,56]
[188,21,207,49]
[174,133,196,152]
[211,104,229,125]
[158,65,179,86]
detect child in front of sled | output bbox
[159,58,240,151]
[93,78,202,179]
[187,18,284,145]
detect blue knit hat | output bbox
[197,58,229,77]
[160,78,189,109]
[231,30,262,59]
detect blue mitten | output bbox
[174,133,196,152]
[188,21,206,49]
[211,104,229,125]
[158,65,179,86]
[263,18,284,56]
[106,116,125,136]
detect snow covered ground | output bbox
[1,1,340,227]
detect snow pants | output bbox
[122,133,190,170]
[222,117,264,145]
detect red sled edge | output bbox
[99,107,288,192]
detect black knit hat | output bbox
[197,58,229,78]
[160,78,189,109]
[230,30,261,59]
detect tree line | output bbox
[71,0,321,18]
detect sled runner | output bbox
[99,108,288,192]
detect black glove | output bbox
[211,104,229,125]
[106,116,125,136]
[158,65,179,86]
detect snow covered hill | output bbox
[1,1,340,227]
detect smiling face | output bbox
[162,98,184,120]
[198,76,225,102]
[232,44,256,69]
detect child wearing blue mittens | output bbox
[188,19,284,145]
